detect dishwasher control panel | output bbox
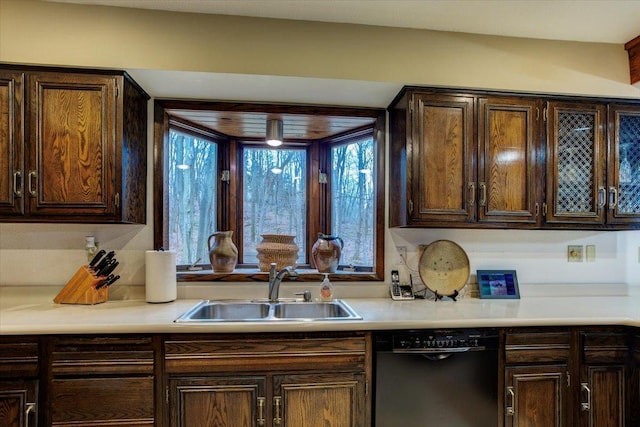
[376,329,498,354]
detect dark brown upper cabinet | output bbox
[389,89,542,228]
[545,101,608,226]
[0,65,148,223]
[545,101,640,228]
[390,87,640,230]
[607,104,640,226]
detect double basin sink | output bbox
[175,299,362,322]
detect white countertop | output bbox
[1,284,639,335]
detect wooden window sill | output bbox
[177,268,382,282]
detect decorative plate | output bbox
[418,240,470,297]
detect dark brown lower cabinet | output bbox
[47,336,155,426]
[50,377,154,426]
[274,372,366,427]
[0,337,39,427]
[578,331,628,427]
[504,365,568,427]
[502,328,630,427]
[169,376,266,426]
[164,333,370,427]
[0,380,38,427]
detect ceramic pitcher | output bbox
[208,231,238,273]
[311,233,344,273]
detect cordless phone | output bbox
[390,270,414,300]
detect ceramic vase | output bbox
[208,231,238,273]
[311,233,344,273]
[256,234,299,271]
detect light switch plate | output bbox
[568,245,583,262]
[585,245,596,262]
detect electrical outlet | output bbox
[567,245,583,262]
[396,246,407,264]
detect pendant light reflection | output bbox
[266,118,283,147]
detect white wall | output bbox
[0,0,639,289]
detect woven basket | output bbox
[256,234,299,271]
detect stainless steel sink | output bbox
[174,299,361,322]
[178,301,271,321]
[272,302,355,319]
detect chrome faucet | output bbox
[268,263,297,302]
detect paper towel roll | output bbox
[145,250,177,303]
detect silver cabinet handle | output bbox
[13,171,22,197]
[273,396,282,426]
[28,170,37,197]
[478,182,487,207]
[257,397,265,426]
[506,386,515,416]
[580,383,591,411]
[609,187,618,209]
[25,402,36,427]
[597,187,606,209]
[468,182,475,207]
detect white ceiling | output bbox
[49,0,640,44]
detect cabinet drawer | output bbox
[505,331,571,364]
[50,336,154,376]
[165,333,368,374]
[581,332,628,363]
[0,337,39,378]
[50,377,153,425]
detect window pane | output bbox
[331,137,375,267]
[243,148,307,264]
[168,129,218,265]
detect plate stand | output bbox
[433,289,459,302]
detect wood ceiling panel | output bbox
[168,109,375,140]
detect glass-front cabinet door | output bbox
[545,101,607,226]
[609,104,640,225]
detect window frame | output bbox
[154,100,385,282]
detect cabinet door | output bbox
[168,376,266,427]
[608,104,640,225]
[26,72,117,218]
[478,97,541,225]
[579,366,625,427]
[0,380,37,427]
[546,102,607,225]
[410,93,476,223]
[505,365,568,427]
[0,70,24,216]
[274,372,366,427]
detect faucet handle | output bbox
[295,290,312,302]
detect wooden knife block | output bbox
[54,266,108,305]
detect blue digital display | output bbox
[477,270,520,299]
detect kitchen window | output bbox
[154,100,385,281]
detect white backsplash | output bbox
[0,223,638,289]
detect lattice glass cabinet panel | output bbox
[546,102,607,225]
[609,104,640,224]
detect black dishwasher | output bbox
[374,329,499,427]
